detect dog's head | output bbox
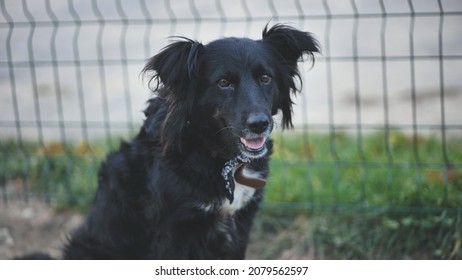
[143,24,319,159]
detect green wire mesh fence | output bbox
[1,0,462,214]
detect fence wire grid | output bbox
[1,0,462,214]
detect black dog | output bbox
[46,24,319,259]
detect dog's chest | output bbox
[196,165,262,216]
[220,183,256,215]
[195,183,256,216]
[220,165,264,215]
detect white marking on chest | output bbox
[221,166,263,215]
[196,202,214,213]
[220,182,256,216]
[195,167,263,216]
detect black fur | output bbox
[54,24,318,259]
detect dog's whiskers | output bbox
[214,126,234,136]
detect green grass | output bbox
[248,210,462,259]
[267,131,462,210]
[0,139,108,211]
[1,131,462,259]
[1,131,461,211]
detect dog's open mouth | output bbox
[239,136,267,158]
[240,137,265,151]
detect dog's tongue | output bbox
[240,137,265,150]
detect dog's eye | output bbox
[259,74,272,85]
[217,79,232,88]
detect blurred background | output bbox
[1,0,461,259]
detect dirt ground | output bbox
[0,201,316,260]
[0,197,313,260]
[0,176,312,260]
[0,199,84,259]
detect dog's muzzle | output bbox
[239,112,272,159]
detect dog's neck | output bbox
[234,164,266,190]
[221,154,266,203]
[185,119,267,202]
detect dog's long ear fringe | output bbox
[142,38,204,153]
[262,24,320,129]
[142,37,203,92]
[262,24,320,66]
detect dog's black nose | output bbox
[247,113,270,134]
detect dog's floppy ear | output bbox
[143,38,203,92]
[262,24,320,129]
[142,38,203,153]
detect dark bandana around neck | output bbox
[221,154,250,203]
